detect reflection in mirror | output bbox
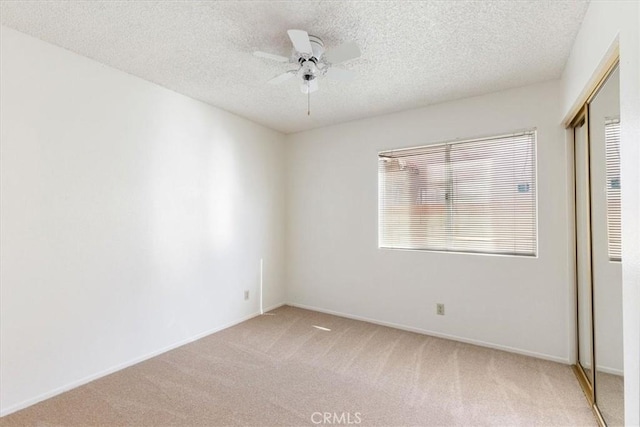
[574,119,593,386]
[590,64,623,426]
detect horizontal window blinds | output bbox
[379,131,537,256]
[605,119,621,261]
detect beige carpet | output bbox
[1,306,595,426]
[596,371,624,426]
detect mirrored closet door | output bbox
[574,115,594,391]
[572,62,623,427]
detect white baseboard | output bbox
[598,366,624,376]
[0,302,286,418]
[261,302,287,313]
[578,363,624,376]
[286,302,570,365]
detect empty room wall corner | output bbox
[281,131,297,306]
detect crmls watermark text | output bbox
[311,412,362,425]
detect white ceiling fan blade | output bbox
[324,41,361,64]
[268,70,296,84]
[325,67,356,82]
[300,79,319,94]
[287,29,313,55]
[253,51,289,63]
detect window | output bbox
[605,118,621,261]
[378,131,537,256]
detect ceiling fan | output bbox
[254,30,361,114]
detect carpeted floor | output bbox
[596,371,624,426]
[0,306,596,426]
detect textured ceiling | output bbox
[1,1,589,134]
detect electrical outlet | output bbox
[244,290,250,300]
[436,303,445,315]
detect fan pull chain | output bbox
[307,81,311,116]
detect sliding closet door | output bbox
[572,61,623,427]
[589,65,624,427]
[575,117,594,387]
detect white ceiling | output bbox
[1,1,589,134]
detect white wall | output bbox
[561,1,640,424]
[286,80,572,363]
[0,26,286,415]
